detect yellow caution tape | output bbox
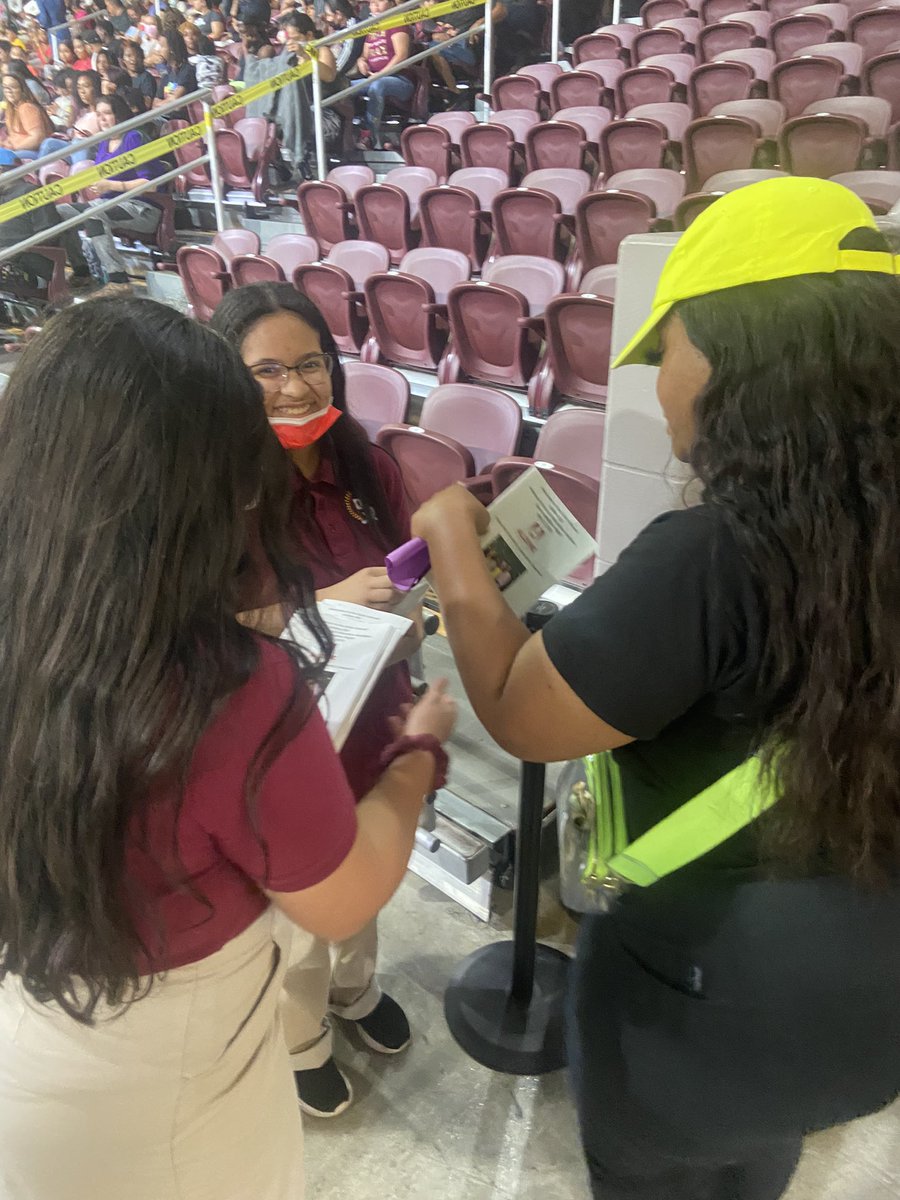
[348,0,485,34]
[0,0,485,226]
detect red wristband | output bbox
[378,733,448,791]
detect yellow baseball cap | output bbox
[614,176,900,368]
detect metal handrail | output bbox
[48,10,102,62]
[310,0,441,49]
[318,26,476,110]
[0,88,215,190]
[0,156,210,265]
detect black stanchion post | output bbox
[443,601,570,1075]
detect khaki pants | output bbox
[0,910,304,1200]
[280,918,381,1070]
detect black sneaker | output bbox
[294,1058,353,1118]
[349,994,411,1055]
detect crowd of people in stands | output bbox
[0,0,609,297]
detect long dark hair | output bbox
[75,68,102,111]
[96,90,132,125]
[162,26,189,69]
[210,283,404,550]
[0,298,331,1021]
[679,266,900,887]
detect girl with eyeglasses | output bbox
[0,296,454,1200]
[210,283,426,1121]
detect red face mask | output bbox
[270,405,341,450]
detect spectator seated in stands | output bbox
[353,0,414,151]
[5,58,51,107]
[55,93,167,297]
[494,0,544,76]
[106,0,135,36]
[181,19,226,86]
[38,69,103,164]
[416,0,481,106]
[282,10,355,161]
[192,0,229,41]
[0,71,53,161]
[46,68,78,129]
[122,41,159,110]
[56,40,78,68]
[0,146,93,294]
[152,26,199,112]
[71,36,94,71]
[321,0,364,77]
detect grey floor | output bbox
[304,637,900,1200]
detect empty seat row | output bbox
[376,407,605,585]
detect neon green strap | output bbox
[607,756,779,887]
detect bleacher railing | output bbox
[0,87,226,266]
[310,0,498,181]
[48,11,102,65]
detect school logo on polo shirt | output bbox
[344,492,377,525]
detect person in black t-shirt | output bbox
[153,27,198,109]
[410,178,900,1200]
[192,0,228,39]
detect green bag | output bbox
[558,750,780,911]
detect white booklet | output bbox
[286,599,412,750]
[479,466,599,616]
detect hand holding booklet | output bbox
[286,600,412,750]
[478,467,598,616]
[385,467,599,618]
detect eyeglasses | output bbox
[251,353,333,390]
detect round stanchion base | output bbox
[444,941,571,1075]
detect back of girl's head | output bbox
[283,10,316,35]
[163,25,189,65]
[676,263,900,885]
[211,283,403,550]
[0,298,328,1020]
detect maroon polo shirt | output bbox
[126,640,358,973]
[247,443,414,801]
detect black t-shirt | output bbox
[156,61,199,99]
[543,505,765,878]
[198,8,225,35]
[129,69,158,106]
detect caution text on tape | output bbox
[0,0,486,225]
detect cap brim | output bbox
[612,300,675,369]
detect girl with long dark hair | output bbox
[55,92,164,296]
[152,27,197,107]
[408,177,900,1200]
[211,283,425,1119]
[0,71,52,159]
[0,297,454,1200]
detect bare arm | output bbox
[317,43,337,83]
[383,30,410,70]
[412,487,633,763]
[267,682,455,942]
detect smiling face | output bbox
[654,313,711,463]
[59,41,75,64]
[239,311,334,422]
[123,43,139,72]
